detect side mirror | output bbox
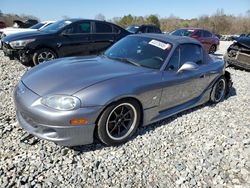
[177,62,198,73]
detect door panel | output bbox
[92,22,115,53]
[159,43,211,111]
[57,21,92,56]
[159,66,211,111]
[59,34,91,56]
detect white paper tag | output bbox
[149,40,171,50]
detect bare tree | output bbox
[95,13,105,21]
[62,15,70,19]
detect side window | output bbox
[147,26,155,33]
[113,26,120,34]
[61,26,74,34]
[195,30,203,37]
[166,47,180,71]
[180,44,203,66]
[95,22,112,33]
[139,26,147,33]
[203,31,212,38]
[65,22,91,34]
[78,22,91,33]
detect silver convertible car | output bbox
[14,34,232,146]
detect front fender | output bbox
[73,72,163,110]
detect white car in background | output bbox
[0,21,55,49]
[0,21,55,37]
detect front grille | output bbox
[236,52,250,65]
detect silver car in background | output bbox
[14,34,232,146]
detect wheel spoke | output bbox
[117,125,121,135]
[120,106,124,115]
[109,123,118,134]
[124,117,132,121]
[123,110,131,118]
[113,111,119,117]
[121,122,128,130]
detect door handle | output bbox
[109,40,114,43]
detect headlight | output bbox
[9,39,35,49]
[41,95,81,111]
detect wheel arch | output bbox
[93,96,144,139]
[34,45,58,57]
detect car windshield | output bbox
[30,23,45,29]
[171,29,195,36]
[41,20,72,33]
[126,25,140,33]
[104,36,172,69]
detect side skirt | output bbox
[144,88,211,126]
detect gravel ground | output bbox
[0,41,250,187]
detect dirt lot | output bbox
[0,41,249,187]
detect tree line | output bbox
[1,9,249,35]
[111,9,250,35]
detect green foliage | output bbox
[113,9,250,34]
[146,15,160,27]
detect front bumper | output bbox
[224,52,250,71]
[2,42,32,63]
[14,81,103,146]
[16,111,96,146]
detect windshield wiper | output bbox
[109,57,141,67]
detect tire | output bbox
[32,48,57,65]
[210,77,226,103]
[209,45,216,54]
[97,99,141,146]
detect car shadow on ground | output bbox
[70,86,237,154]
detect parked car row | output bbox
[1,19,248,72]
[1,19,131,66]
[170,28,220,54]
[1,19,165,66]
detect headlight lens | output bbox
[9,39,35,49]
[41,95,80,111]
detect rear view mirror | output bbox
[177,62,198,73]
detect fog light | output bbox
[70,118,89,125]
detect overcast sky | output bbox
[1,0,250,21]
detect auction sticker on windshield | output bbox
[149,40,171,50]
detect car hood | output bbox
[236,37,250,48]
[2,30,51,42]
[22,56,150,96]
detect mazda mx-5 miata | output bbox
[14,34,232,146]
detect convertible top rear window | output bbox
[104,36,172,69]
